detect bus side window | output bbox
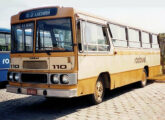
[82,21,110,52]
[98,26,110,51]
[6,34,11,51]
[141,32,151,48]
[128,29,141,48]
[152,34,159,48]
[0,33,7,51]
[109,24,127,47]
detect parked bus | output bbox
[0,28,11,84]
[7,7,161,104]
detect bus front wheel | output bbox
[90,78,105,104]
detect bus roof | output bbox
[0,28,11,34]
[75,10,158,35]
[11,6,157,35]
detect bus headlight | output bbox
[14,73,20,82]
[51,74,59,84]
[61,74,69,84]
[8,73,13,81]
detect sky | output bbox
[0,0,165,33]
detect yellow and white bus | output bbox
[7,6,161,104]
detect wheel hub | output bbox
[95,81,103,101]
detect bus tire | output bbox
[90,77,105,104]
[140,69,147,87]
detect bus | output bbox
[0,28,10,84]
[7,6,161,104]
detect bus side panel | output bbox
[78,51,161,95]
[149,65,162,77]
[78,55,111,96]
[111,65,162,88]
[0,53,10,82]
[0,69,8,82]
[77,76,97,96]
[111,68,143,88]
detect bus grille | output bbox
[23,61,48,69]
[21,74,47,83]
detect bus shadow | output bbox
[0,81,8,89]
[0,80,155,120]
[0,94,91,120]
[104,80,155,100]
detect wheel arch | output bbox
[98,72,111,89]
[144,66,149,77]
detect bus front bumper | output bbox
[6,85,77,98]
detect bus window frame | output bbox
[0,33,11,52]
[108,23,128,48]
[80,20,110,53]
[11,21,34,53]
[151,34,160,49]
[128,28,141,48]
[141,31,151,49]
[35,17,74,53]
[76,20,83,53]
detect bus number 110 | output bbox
[52,65,67,69]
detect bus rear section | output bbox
[0,28,10,84]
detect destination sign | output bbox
[20,8,57,20]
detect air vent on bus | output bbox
[23,61,48,69]
[21,73,47,83]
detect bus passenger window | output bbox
[142,32,151,48]
[83,22,109,52]
[152,35,159,48]
[128,29,140,48]
[98,27,109,51]
[109,24,127,47]
[0,34,6,51]
[6,34,11,51]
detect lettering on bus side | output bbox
[52,65,67,69]
[135,57,146,63]
[11,64,19,68]
[2,58,10,64]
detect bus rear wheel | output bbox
[90,78,105,104]
[140,69,147,87]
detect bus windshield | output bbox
[36,18,73,52]
[11,22,34,53]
